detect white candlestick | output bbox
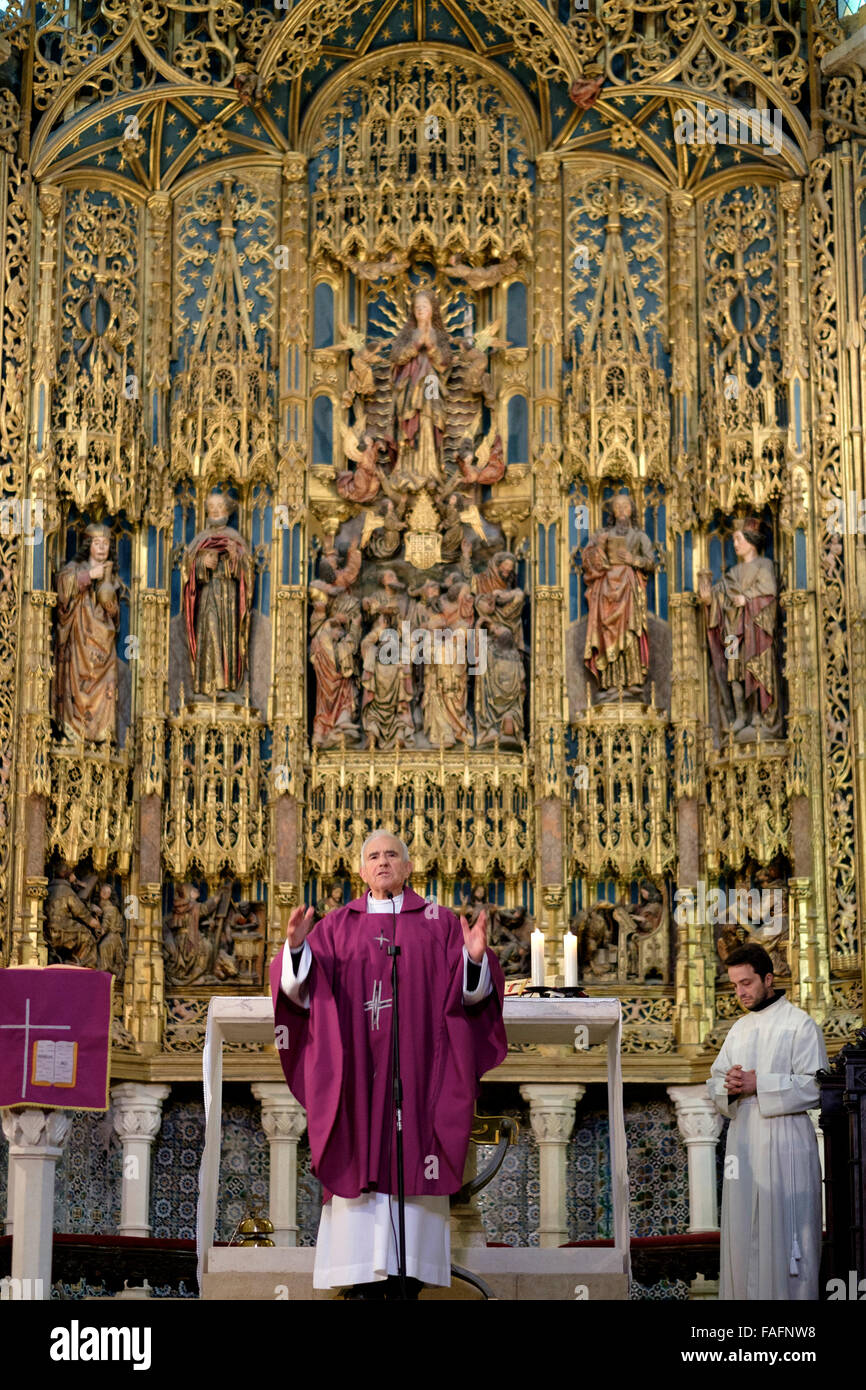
[531,929,545,985]
[564,932,578,987]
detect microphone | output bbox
[385,889,407,1297]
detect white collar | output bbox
[366,890,404,913]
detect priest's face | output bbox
[360,834,412,900]
[728,963,774,1010]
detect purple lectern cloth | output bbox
[269,888,507,1202]
[0,966,112,1110]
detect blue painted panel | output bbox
[506,281,527,348]
[795,528,807,588]
[147,525,157,588]
[313,282,334,350]
[507,396,529,465]
[312,396,333,465]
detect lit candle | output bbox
[531,928,545,985]
[564,932,578,987]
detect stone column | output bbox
[111,1083,170,1237]
[252,1082,307,1247]
[667,1085,725,1231]
[520,1084,584,1248]
[1,1108,72,1297]
[4,1142,15,1235]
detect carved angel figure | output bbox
[344,251,410,283]
[336,323,384,412]
[336,424,381,503]
[445,256,520,290]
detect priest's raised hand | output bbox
[462,907,488,964]
[286,904,315,949]
[268,829,508,1299]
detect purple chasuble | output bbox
[269,888,507,1202]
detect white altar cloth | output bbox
[196,994,629,1290]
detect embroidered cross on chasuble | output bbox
[363,979,393,1029]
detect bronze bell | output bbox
[237,1215,259,1247]
[235,1206,276,1247]
[253,1214,275,1247]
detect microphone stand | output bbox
[386,890,408,1300]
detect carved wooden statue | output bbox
[698,515,781,741]
[390,288,452,487]
[182,491,253,699]
[54,521,121,743]
[360,609,415,749]
[582,491,657,697]
[420,578,475,747]
[44,864,101,967]
[163,883,223,988]
[95,883,126,983]
[474,591,525,747]
[310,607,360,748]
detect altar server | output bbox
[270,830,506,1299]
[708,943,828,1300]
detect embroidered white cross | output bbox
[363,980,392,1030]
[0,998,72,1100]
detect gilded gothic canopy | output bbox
[0,0,861,1065]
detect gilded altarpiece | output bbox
[0,0,861,1077]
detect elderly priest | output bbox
[708,942,829,1300]
[270,830,507,1300]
